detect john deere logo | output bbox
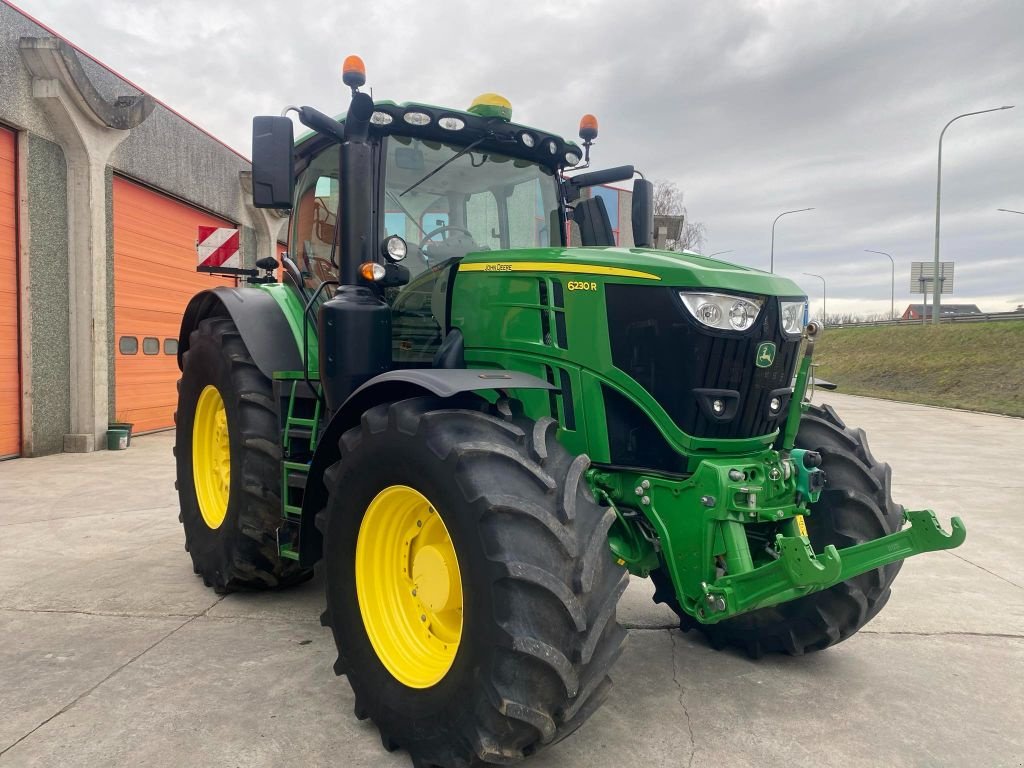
[755,342,776,368]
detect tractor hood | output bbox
[458,247,805,298]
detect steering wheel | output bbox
[419,225,475,250]
[417,225,479,264]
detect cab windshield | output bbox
[382,136,562,279]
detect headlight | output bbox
[679,292,764,332]
[780,300,805,335]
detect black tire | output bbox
[652,403,904,657]
[174,316,311,593]
[318,397,629,768]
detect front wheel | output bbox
[175,316,311,592]
[318,397,628,767]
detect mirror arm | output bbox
[296,106,346,144]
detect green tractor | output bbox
[174,57,965,767]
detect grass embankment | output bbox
[813,321,1024,417]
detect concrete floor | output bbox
[0,392,1021,767]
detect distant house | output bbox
[901,304,982,320]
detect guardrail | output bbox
[826,311,1024,328]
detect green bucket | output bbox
[106,428,129,451]
[108,422,133,446]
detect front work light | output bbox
[403,111,432,126]
[381,235,408,262]
[680,292,764,332]
[438,116,465,131]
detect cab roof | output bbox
[295,99,582,173]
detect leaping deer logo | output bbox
[756,342,776,368]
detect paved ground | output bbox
[1,392,1022,767]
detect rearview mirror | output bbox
[252,116,295,209]
[631,178,654,248]
[395,147,425,171]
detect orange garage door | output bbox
[113,176,232,433]
[0,127,19,459]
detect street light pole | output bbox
[708,250,734,257]
[770,208,814,273]
[865,249,895,319]
[932,106,1014,325]
[803,272,826,325]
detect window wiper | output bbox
[400,134,490,197]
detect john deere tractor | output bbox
[174,57,965,767]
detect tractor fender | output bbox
[297,368,556,567]
[177,286,304,377]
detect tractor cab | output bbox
[255,64,648,299]
[256,66,650,375]
[286,94,576,290]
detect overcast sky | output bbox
[14,0,1023,316]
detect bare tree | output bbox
[652,180,707,252]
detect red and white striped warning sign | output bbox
[196,226,240,269]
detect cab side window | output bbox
[291,146,341,293]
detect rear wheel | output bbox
[175,316,311,592]
[318,397,628,767]
[653,403,904,657]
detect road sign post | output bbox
[910,261,954,323]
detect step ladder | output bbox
[273,373,322,562]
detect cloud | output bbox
[13,0,1023,311]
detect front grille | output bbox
[606,285,800,440]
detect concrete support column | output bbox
[45,91,124,451]
[20,38,152,451]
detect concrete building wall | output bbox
[0,1,276,455]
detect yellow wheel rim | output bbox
[192,385,230,529]
[356,485,463,688]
